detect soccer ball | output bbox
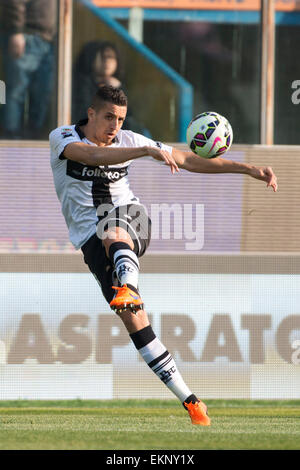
[186,111,233,159]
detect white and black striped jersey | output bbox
[49,120,173,249]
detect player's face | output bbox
[89,102,127,145]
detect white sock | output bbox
[113,248,140,288]
[130,325,193,403]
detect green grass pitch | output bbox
[0,399,299,450]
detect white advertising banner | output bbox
[0,273,299,400]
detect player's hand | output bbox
[146,147,179,174]
[249,166,278,192]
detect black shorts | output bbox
[81,204,151,304]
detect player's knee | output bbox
[102,228,134,255]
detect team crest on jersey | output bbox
[61,128,74,138]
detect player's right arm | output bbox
[63,142,162,167]
[49,127,179,174]
[64,142,179,173]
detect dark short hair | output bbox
[91,85,128,111]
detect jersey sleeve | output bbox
[49,126,81,160]
[127,131,174,165]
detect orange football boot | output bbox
[110,284,144,313]
[184,400,211,426]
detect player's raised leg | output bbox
[117,307,210,426]
[103,225,144,313]
[102,226,211,426]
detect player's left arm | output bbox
[171,148,278,192]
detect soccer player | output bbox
[49,85,277,426]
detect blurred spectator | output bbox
[72,40,151,137]
[0,0,57,139]
[72,41,123,122]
